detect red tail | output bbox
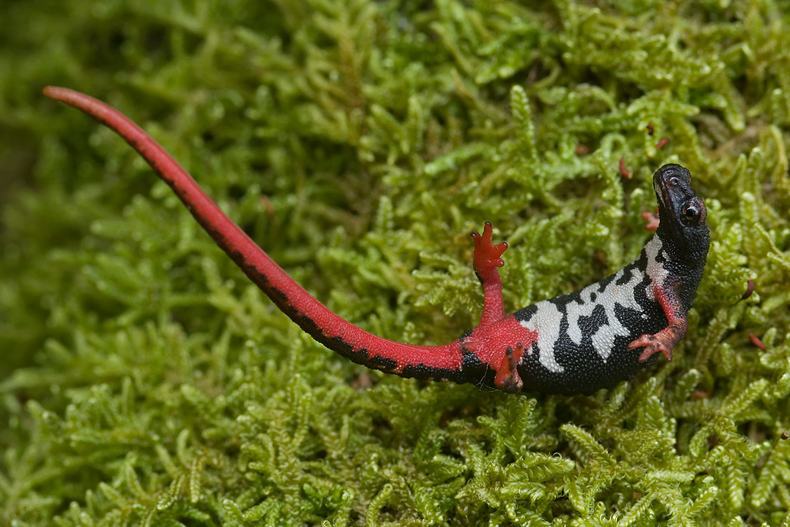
[43,87,464,377]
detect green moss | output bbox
[2,0,790,525]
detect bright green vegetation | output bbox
[2,1,790,525]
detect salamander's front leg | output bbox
[471,222,508,327]
[628,286,688,363]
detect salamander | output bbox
[43,86,710,395]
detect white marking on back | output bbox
[517,235,672,372]
[565,267,645,361]
[520,302,564,372]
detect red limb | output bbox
[469,222,532,392]
[656,138,670,150]
[460,315,536,393]
[464,222,537,393]
[494,343,526,392]
[641,210,660,231]
[628,285,686,362]
[471,222,507,327]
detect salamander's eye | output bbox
[681,201,704,225]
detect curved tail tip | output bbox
[43,86,71,101]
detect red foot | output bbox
[628,331,677,363]
[642,209,660,231]
[471,222,508,273]
[494,344,525,393]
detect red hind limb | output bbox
[471,221,508,326]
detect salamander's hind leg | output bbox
[494,343,526,393]
[471,222,508,327]
[468,223,529,393]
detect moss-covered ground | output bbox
[2,1,790,525]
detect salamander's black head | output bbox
[653,164,710,260]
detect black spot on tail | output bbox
[355,349,398,372]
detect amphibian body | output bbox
[44,87,710,395]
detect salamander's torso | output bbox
[512,237,670,394]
